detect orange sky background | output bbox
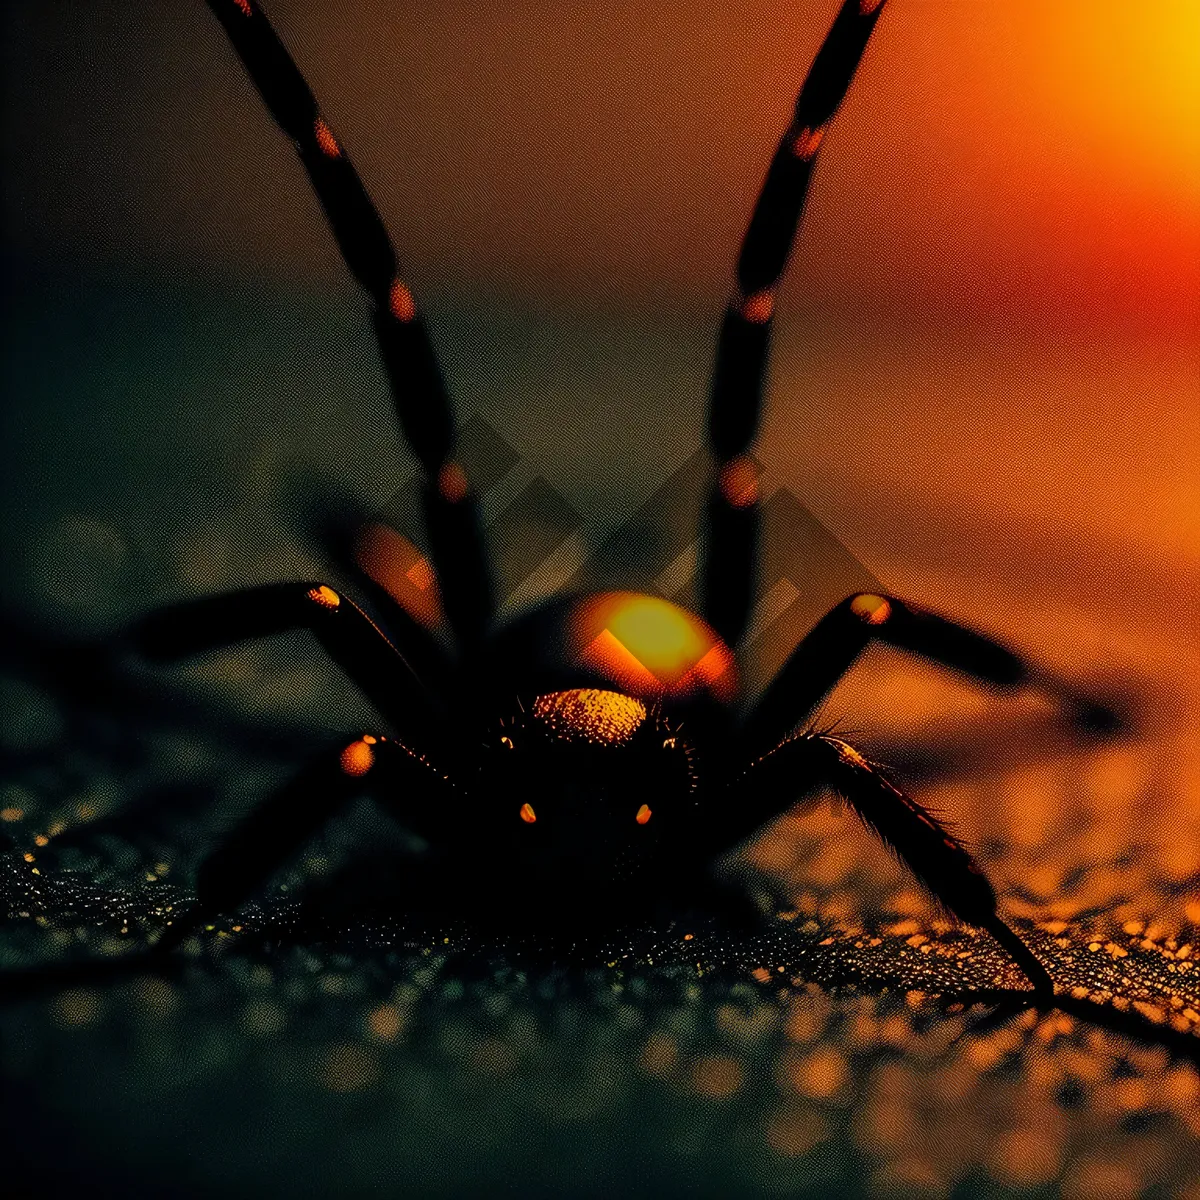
[3,0,1197,331]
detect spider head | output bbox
[478,688,700,903]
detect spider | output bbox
[94,0,1119,998]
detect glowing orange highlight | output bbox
[500,735,514,749]
[406,556,435,592]
[677,640,737,699]
[691,1055,744,1098]
[859,0,885,16]
[354,522,442,628]
[636,803,652,825]
[519,802,537,824]
[340,740,374,777]
[738,289,775,323]
[437,461,469,503]
[791,125,825,161]
[850,593,892,625]
[306,584,341,609]
[786,1045,849,1101]
[232,0,252,16]
[366,1005,403,1042]
[568,592,737,701]
[578,629,663,697]
[313,118,341,158]
[583,595,707,685]
[718,456,759,508]
[389,279,416,322]
[831,739,871,769]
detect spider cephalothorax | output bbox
[486,690,695,847]
[25,0,1124,1005]
[467,689,697,910]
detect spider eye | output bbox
[500,735,515,750]
[519,802,537,824]
[662,737,676,750]
[635,804,652,825]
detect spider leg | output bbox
[701,0,888,645]
[155,732,457,954]
[741,592,1120,756]
[204,0,493,650]
[132,581,438,739]
[708,731,1053,999]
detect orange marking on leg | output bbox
[306,584,341,609]
[437,461,468,504]
[388,279,416,322]
[850,594,892,625]
[340,740,375,777]
[519,802,537,824]
[790,125,825,161]
[738,289,775,323]
[718,456,760,508]
[406,556,435,592]
[313,117,341,158]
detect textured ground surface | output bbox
[4,790,1200,1199]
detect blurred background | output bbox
[2,1,1198,1195]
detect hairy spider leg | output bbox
[701,0,888,647]
[710,730,1053,998]
[133,581,440,747]
[205,0,493,650]
[740,592,1121,758]
[154,733,457,954]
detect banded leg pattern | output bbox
[702,0,889,646]
[205,0,493,649]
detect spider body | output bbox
[40,0,1124,1001]
[464,686,700,920]
[482,689,690,859]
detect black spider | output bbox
[58,0,1120,999]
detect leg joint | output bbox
[847,592,894,626]
[303,583,342,612]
